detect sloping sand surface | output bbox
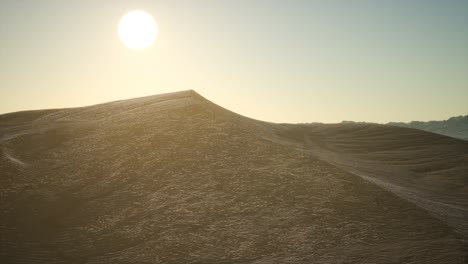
[1,91,466,263]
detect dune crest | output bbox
[1,90,466,263]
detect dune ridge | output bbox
[1,90,467,263]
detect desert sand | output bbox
[1,90,467,263]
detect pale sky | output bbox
[1,0,467,123]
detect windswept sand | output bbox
[1,90,466,263]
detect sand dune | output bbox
[1,90,467,263]
[268,122,468,238]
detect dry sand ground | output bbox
[1,90,467,263]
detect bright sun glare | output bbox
[118,10,158,50]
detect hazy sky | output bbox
[1,0,467,123]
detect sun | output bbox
[118,10,158,50]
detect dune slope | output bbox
[1,90,466,263]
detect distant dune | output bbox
[387,115,468,141]
[1,90,467,263]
